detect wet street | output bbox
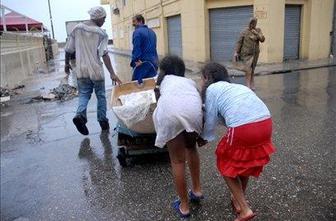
[1,53,335,221]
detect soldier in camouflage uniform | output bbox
[234,18,265,90]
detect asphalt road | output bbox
[1,54,335,221]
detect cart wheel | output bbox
[117,147,127,167]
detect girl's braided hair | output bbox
[201,62,231,103]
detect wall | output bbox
[284,0,334,60]
[181,0,207,61]
[110,0,168,55]
[0,32,46,88]
[101,0,110,5]
[253,0,285,63]
[51,39,59,59]
[307,0,334,59]
[109,0,334,63]
[207,0,253,9]
[333,1,336,55]
[206,0,254,62]
[162,0,181,55]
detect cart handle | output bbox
[132,61,157,85]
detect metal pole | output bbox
[332,1,336,56]
[47,0,55,39]
[1,7,7,31]
[25,16,28,32]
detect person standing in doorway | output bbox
[130,14,158,83]
[65,6,122,135]
[234,18,265,90]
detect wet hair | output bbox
[133,14,145,24]
[201,62,231,102]
[157,55,185,85]
[249,17,258,29]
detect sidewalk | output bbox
[226,56,336,77]
[109,47,336,77]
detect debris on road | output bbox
[51,84,77,101]
[30,83,78,102]
[0,96,11,103]
[26,130,43,144]
[0,85,25,104]
[12,85,25,90]
[0,85,24,97]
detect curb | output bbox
[109,49,336,77]
[228,63,336,77]
[109,49,131,58]
[257,63,336,75]
[108,49,202,73]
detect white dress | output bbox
[153,75,203,148]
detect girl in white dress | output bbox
[153,56,204,218]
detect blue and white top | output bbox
[202,82,271,141]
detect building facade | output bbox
[102,0,335,63]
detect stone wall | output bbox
[0,32,46,88]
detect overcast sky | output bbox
[2,0,112,42]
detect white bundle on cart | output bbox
[110,78,157,134]
[113,90,156,128]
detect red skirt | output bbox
[216,118,276,178]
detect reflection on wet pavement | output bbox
[1,52,335,221]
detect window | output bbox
[123,0,126,6]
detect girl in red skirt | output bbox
[200,62,276,221]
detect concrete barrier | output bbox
[0,32,46,88]
[51,39,58,58]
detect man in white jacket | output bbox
[65,6,122,135]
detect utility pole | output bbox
[1,6,7,31]
[47,0,55,39]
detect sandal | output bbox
[188,190,204,203]
[172,199,190,219]
[235,213,257,221]
[231,196,251,214]
[231,199,241,214]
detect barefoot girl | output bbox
[200,62,276,221]
[153,55,204,218]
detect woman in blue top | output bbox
[200,62,276,221]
